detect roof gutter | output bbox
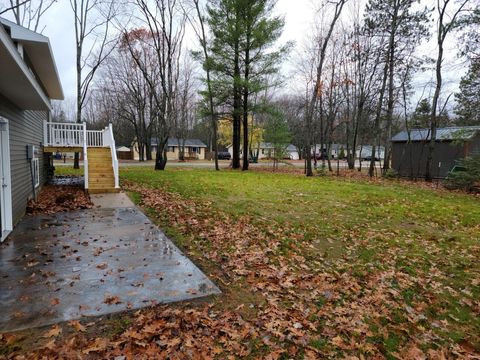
[0,23,51,110]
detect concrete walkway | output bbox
[0,193,220,332]
[90,192,136,208]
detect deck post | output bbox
[108,123,119,189]
[83,122,88,189]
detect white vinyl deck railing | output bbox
[44,122,85,147]
[86,130,104,147]
[44,122,107,147]
[43,121,119,190]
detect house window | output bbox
[168,146,175,152]
[191,147,197,153]
[261,149,265,155]
[32,158,40,188]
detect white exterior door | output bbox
[0,117,13,242]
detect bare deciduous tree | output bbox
[124,0,186,170]
[304,0,347,177]
[7,0,56,32]
[70,0,118,168]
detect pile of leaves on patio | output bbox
[26,184,93,215]
[3,181,479,359]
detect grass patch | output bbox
[53,165,84,177]
[121,167,480,352]
[16,166,479,358]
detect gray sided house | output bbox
[0,18,63,241]
[391,126,480,179]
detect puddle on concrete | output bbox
[49,176,84,187]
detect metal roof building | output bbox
[391,126,480,178]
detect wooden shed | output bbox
[391,126,480,178]
[116,146,133,160]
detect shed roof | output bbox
[392,126,480,142]
[116,146,131,152]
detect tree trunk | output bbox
[232,35,241,169]
[145,141,152,161]
[242,21,251,171]
[369,58,389,177]
[426,27,445,181]
[383,11,397,173]
[192,0,218,171]
[74,41,82,170]
[154,138,168,170]
[305,145,312,176]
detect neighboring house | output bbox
[286,145,300,160]
[391,126,480,178]
[227,143,299,160]
[133,138,207,161]
[0,18,63,241]
[312,144,346,159]
[356,145,385,161]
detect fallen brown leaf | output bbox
[68,320,86,332]
[104,295,122,305]
[43,325,62,338]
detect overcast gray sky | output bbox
[1,0,468,109]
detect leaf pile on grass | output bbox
[26,184,93,215]
[14,178,479,359]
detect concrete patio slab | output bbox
[0,206,220,332]
[90,192,135,208]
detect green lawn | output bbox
[10,166,479,358]
[119,167,480,357]
[53,165,84,176]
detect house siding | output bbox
[133,144,207,161]
[0,93,48,225]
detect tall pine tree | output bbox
[206,0,288,169]
[454,58,480,125]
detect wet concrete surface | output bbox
[49,175,84,187]
[90,193,135,208]
[0,207,220,332]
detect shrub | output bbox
[316,167,328,177]
[444,154,480,191]
[383,169,398,179]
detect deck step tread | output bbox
[86,148,115,191]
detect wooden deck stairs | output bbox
[87,148,118,193]
[43,122,120,194]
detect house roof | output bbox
[0,17,63,110]
[392,126,480,142]
[152,138,207,148]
